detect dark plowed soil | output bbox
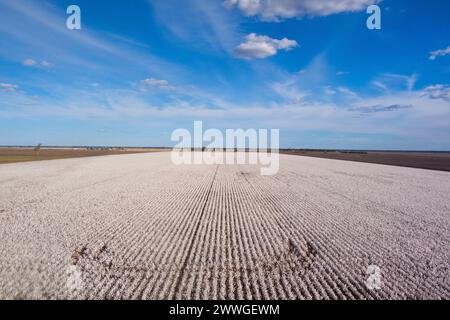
[282,150,450,172]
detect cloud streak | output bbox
[421,84,450,101]
[23,58,54,68]
[349,104,412,114]
[150,0,240,52]
[1,82,449,144]
[372,73,419,92]
[0,83,18,92]
[429,45,450,60]
[0,0,189,82]
[140,78,174,91]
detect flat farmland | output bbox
[282,150,450,172]
[0,147,164,164]
[0,152,448,299]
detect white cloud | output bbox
[337,86,357,96]
[421,84,450,101]
[41,60,54,68]
[151,0,239,52]
[349,104,412,114]
[406,74,418,91]
[140,78,174,91]
[2,82,450,149]
[23,58,54,68]
[429,45,450,60]
[0,83,18,92]
[1,1,186,82]
[234,33,298,59]
[272,81,309,103]
[374,73,419,91]
[225,0,380,21]
[141,78,169,87]
[23,58,36,66]
[371,80,387,91]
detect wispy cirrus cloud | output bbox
[234,33,298,59]
[372,73,419,92]
[429,45,450,60]
[23,58,37,66]
[349,104,412,114]
[224,0,381,21]
[40,60,54,68]
[0,0,189,81]
[421,84,450,101]
[23,58,54,68]
[150,0,240,53]
[371,80,388,91]
[140,78,174,91]
[1,83,448,143]
[1,73,450,149]
[337,86,358,97]
[0,83,18,92]
[1,0,448,150]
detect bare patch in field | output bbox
[0,147,166,164]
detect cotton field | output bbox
[0,152,448,299]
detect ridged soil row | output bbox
[226,169,298,300]
[75,164,219,299]
[227,166,377,299]
[0,164,160,300]
[255,170,413,298]
[278,168,450,298]
[245,167,448,299]
[65,165,187,299]
[133,163,219,299]
[182,166,247,300]
[295,176,450,298]
[236,167,359,299]
[172,165,323,299]
[2,153,448,299]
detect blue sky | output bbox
[0,0,449,149]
